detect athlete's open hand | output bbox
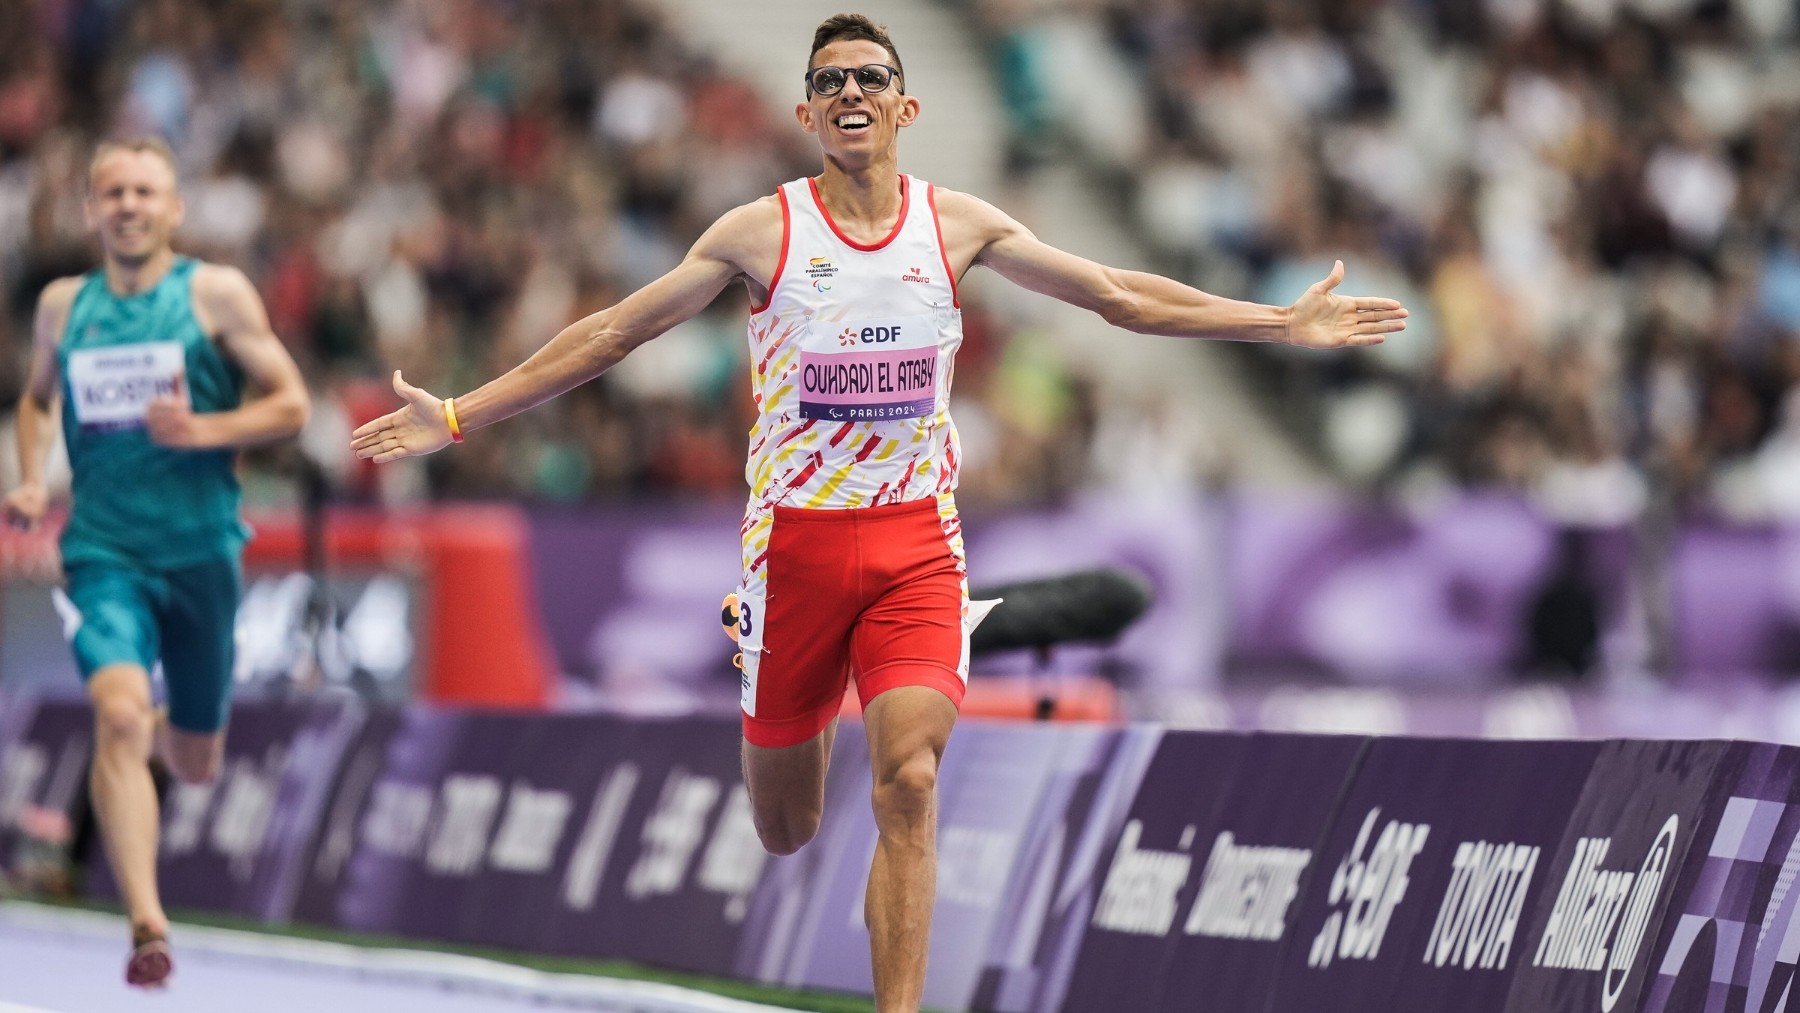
[2,482,48,531]
[1284,261,1409,350]
[352,370,454,463]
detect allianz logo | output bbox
[1090,820,1311,941]
[1531,814,1678,1013]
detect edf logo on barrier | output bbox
[1308,808,1431,968]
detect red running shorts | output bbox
[737,497,968,748]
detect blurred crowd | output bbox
[9,0,1800,522]
[979,0,1800,523]
[0,0,1109,510]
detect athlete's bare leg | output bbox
[743,717,839,855]
[86,665,169,944]
[862,685,958,1013]
[162,725,224,786]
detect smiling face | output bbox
[796,39,920,169]
[86,148,184,266]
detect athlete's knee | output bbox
[89,681,154,751]
[870,752,938,834]
[749,791,822,856]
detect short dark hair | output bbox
[807,13,905,94]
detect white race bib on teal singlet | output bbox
[67,341,184,431]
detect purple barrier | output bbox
[94,696,370,921]
[1059,732,1368,1013]
[292,707,761,976]
[972,725,1164,1013]
[731,728,876,986]
[0,695,85,872]
[536,715,762,973]
[0,688,39,798]
[736,721,1130,1012]
[1057,731,1251,1013]
[1638,742,1800,1013]
[1502,740,1731,1013]
[290,706,405,927]
[20,689,1788,1013]
[1267,737,1600,1013]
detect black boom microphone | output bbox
[967,566,1154,657]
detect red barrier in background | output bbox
[244,506,554,709]
[838,675,1120,723]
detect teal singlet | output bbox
[57,257,249,569]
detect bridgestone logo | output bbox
[1185,832,1311,941]
[1531,814,1677,1013]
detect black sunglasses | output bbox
[805,64,902,97]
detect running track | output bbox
[0,902,792,1013]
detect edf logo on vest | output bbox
[837,324,905,345]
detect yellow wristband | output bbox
[444,397,464,443]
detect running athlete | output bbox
[352,14,1406,1012]
[3,137,310,989]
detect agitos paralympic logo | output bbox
[805,256,836,292]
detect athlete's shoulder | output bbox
[718,192,787,232]
[190,260,258,299]
[696,193,787,264]
[38,274,85,306]
[926,187,1028,249]
[33,276,85,337]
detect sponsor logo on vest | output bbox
[1184,832,1312,942]
[901,266,931,284]
[1422,840,1541,970]
[806,256,837,292]
[1531,814,1677,1013]
[1308,808,1431,968]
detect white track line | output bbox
[0,902,795,1013]
[0,1004,68,1013]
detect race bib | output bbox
[799,315,938,422]
[66,342,184,431]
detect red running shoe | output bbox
[125,928,173,989]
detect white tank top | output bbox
[742,174,963,514]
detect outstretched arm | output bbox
[352,199,776,464]
[940,190,1407,348]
